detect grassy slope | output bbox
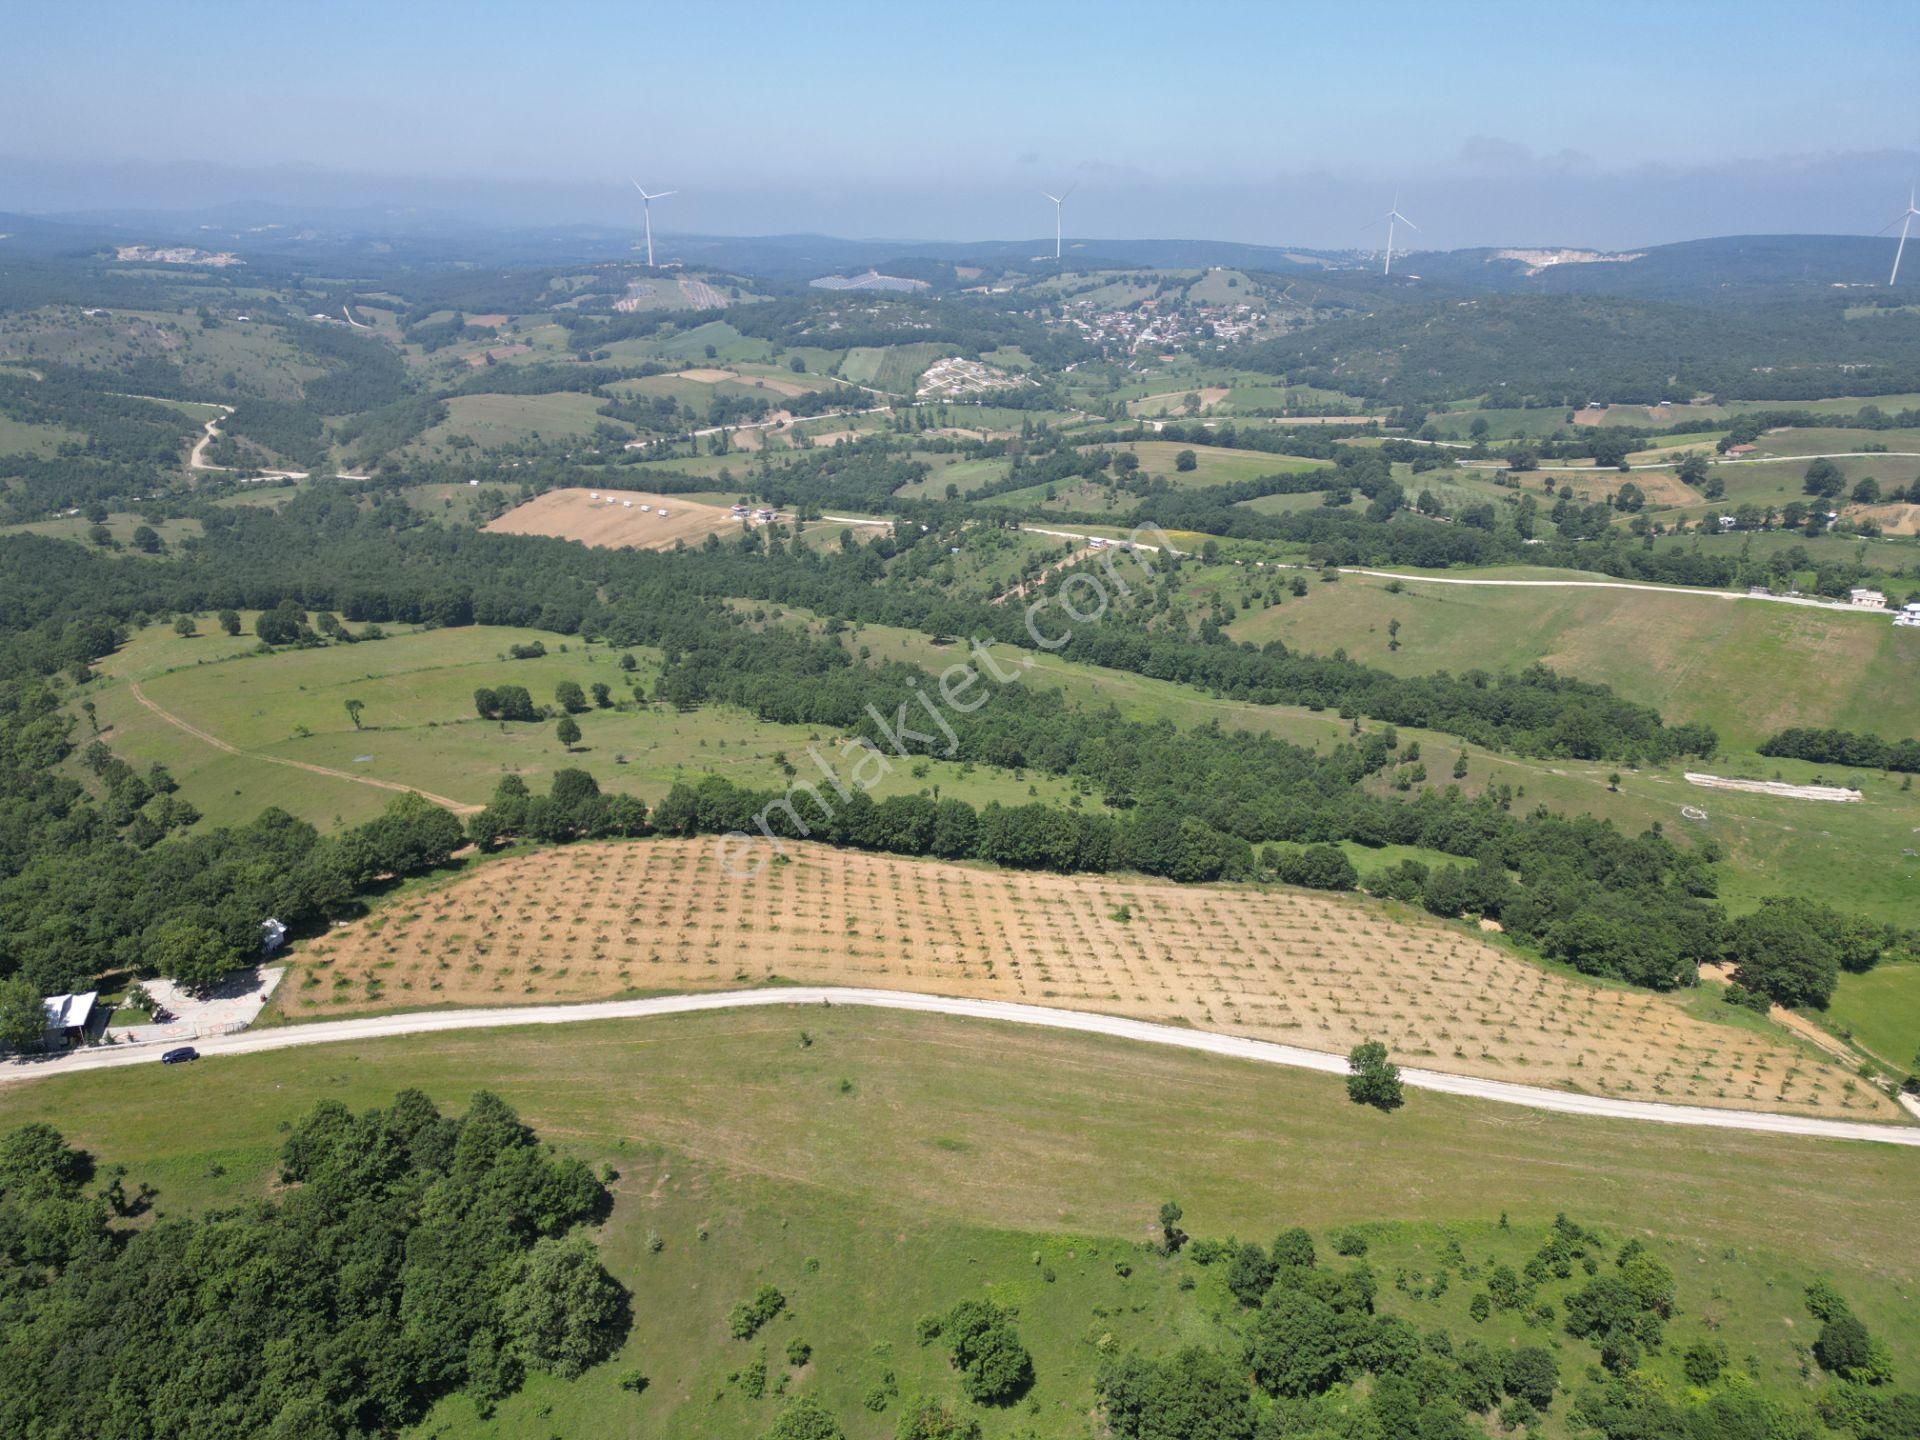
[1825,964,1920,1070]
[80,621,1074,831]
[0,1009,1913,1439]
[816,609,1920,923]
[1221,570,1920,748]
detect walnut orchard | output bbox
[716,527,1173,877]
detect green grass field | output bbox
[0,1008,1913,1439]
[0,412,83,454]
[793,599,1920,923]
[406,391,626,458]
[1223,570,1920,748]
[1825,964,1920,1069]
[0,511,202,550]
[840,343,946,394]
[79,620,1072,831]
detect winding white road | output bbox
[8,986,1916,1147]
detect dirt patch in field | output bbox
[465,344,531,367]
[1556,468,1697,507]
[465,315,508,329]
[675,367,817,400]
[1857,502,1920,536]
[1129,386,1230,416]
[285,838,1890,1119]
[485,488,747,551]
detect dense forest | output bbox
[0,1092,627,1437]
[1240,294,1920,405]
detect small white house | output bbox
[1895,602,1920,628]
[41,992,98,1047]
[1850,588,1888,610]
[262,917,288,954]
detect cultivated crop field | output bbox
[486,486,751,550]
[283,838,1892,1119]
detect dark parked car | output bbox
[160,1046,199,1064]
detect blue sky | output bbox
[4,0,1917,247]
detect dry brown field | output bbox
[1858,501,1920,536]
[485,488,747,550]
[283,838,1892,1120]
[1129,386,1230,416]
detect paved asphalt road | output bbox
[7,986,1916,1148]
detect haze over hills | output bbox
[3,205,1913,297]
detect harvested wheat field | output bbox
[485,488,746,551]
[286,839,1894,1120]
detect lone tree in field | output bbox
[1346,1041,1404,1111]
[344,698,366,731]
[1158,1200,1188,1255]
[173,615,196,638]
[1802,458,1846,499]
[556,715,582,751]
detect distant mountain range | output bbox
[1,206,1910,297]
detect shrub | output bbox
[894,1396,982,1439]
[943,1300,1033,1404]
[1502,1347,1558,1409]
[728,1284,787,1340]
[762,1394,846,1440]
[1226,1242,1276,1306]
[1816,1313,1874,1378]
[1682,1338,1727,1386]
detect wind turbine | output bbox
[1379,193,1417,276]
[1883,186,1920,286]
[631,180,678,267]
[1041,183,1075,261]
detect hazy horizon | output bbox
[4,0,1918,251]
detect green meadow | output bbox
[0,1008,1913,1439]
[1825,964,1920,1070]
[77,621,1073,831]
[1221,570,1920,748]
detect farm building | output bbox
[1849,588,1888,610]
[1895,602,1920,628]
